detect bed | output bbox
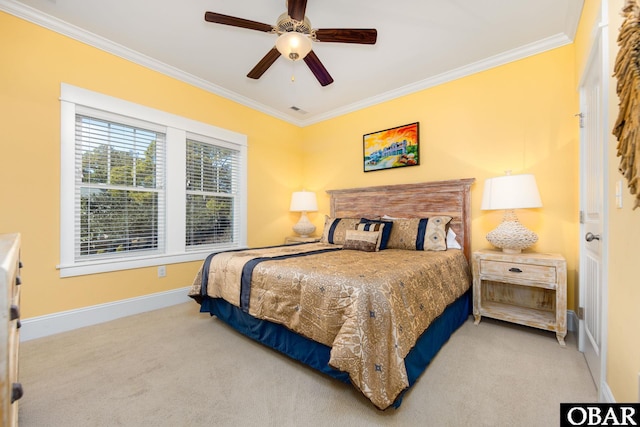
[188,178,475,410]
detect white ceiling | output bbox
[3,0,584,126]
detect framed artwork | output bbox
[363,122,419,172]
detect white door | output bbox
[578,12,608,399]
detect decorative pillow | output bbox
[320,216,362,245]
[383,214,460,250]
[343,229,380,252]
[386,216,452,251]
[357,218,393,250]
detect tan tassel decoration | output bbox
[613,0,640,209]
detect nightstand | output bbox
[284,236,319,244]
[472,249,567,346]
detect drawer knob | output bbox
[10,305,19,321]
[508,267,523,273]
[11,383,23,403]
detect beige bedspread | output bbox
[189,243,470,409]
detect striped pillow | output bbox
[386,216,452,251]
[320,216,362,245]
[356,219,393,250]
[343,229,380,252]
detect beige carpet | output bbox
[18,302,596,426]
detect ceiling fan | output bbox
[204,0,377,86]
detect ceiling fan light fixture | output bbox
[276,32,312,61]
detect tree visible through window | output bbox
[76,115,165,258]
[60,83,247,277]
[186,139,238,248]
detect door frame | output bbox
[578,1,609,402]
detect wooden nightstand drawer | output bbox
[480,259,556,285]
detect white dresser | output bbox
[0,234,22,426]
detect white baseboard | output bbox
[600,381,615,403]
[20,286,192,342]
[17,297,583,342]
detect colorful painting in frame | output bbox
[363,122,419,172]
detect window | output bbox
[59,84,247,277]
[185,138,240,249]
[76,114,166,259]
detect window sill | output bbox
[57,247,245,278]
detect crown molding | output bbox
[1,0,577,128]
[0,0,303,125]
[300,33,573,126]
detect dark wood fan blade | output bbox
[315,28,377,44]
[303,50,334,86]
[287,0,308,22]
[247,47,281,79]
[204,12,274,33]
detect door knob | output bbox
[585,232,601,242]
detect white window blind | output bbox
[59,83,247,277]
[75,113,166,260]
[185,138,240,249]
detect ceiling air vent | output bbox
[290,106,308,114]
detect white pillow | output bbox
[447,228,462,249]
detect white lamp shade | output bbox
[290,191,317,212]
[276,32,312,61]
[481,174,542,210]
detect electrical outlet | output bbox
[157,265,166,278]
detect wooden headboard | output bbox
[326,178,475,261]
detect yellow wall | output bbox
[605,0,640,403]
[575,0,602,79]
[0,12,303,318]
[303,46,580,309]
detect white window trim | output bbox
[59,83,247,277]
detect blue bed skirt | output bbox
[200,289,471,409]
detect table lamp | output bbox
[481,173,542,253]
[290,191,318,237]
